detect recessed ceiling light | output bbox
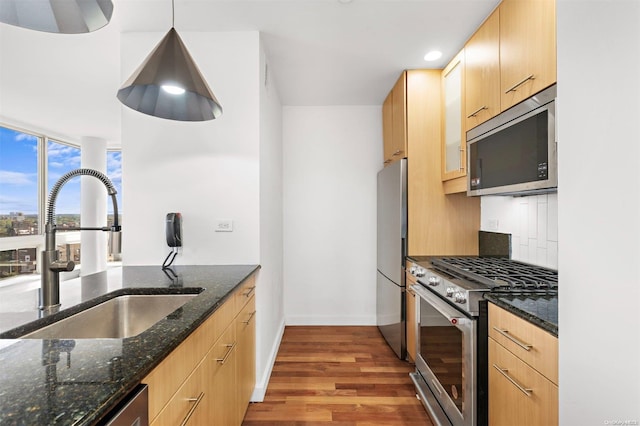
[338,0,353,4]
[424,50,443,62]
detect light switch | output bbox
[215,220,233,232]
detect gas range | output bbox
[407,256,558,316]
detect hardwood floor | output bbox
[242,326,434,425]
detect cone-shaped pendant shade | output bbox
[117,28,223,122]
[0,0,113,34]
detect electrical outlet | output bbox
[488,219,499,231]
[215,220,233,232]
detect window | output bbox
[0,126,40,238]
[0,123,121,282]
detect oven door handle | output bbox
[411,284,471,326]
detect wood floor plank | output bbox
[242,326,433,425]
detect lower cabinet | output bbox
[143,273,257,425]
[488,303,558,426]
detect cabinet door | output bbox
[489,338,558,426]
[382,91,394,166]
[465,8,500,130]
[236,295,256,422]
[391,72,407,161]
[441,51,466,181]
[150,360,208,426]
[208,323,238,425]
[500,0,556,110]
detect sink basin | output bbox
[20,293,198,339]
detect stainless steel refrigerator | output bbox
[376,158,407,359]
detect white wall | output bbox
[253,39,285,400]
[481,194,558,268]
[557,1,640,423]
[120,31,261,265]
[283,106,381,325]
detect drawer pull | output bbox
[493,327,533,351]
[215,342,236,365]
[467,105,487,118]
[393,149,402,156]
[242,286,256,298]
[242,310,257,325]
[505,74,535,93]
[180,392,205,426]
[493,364,533,397]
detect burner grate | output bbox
[431,257,558,290]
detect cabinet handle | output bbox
[492,327,533,351]
[467,105,487,118]
[242,286,256,298]
[505,74,535,93]
[242,310,257,325]
[459,148,465,171]
[180,392,205,426]
[215,342,236,364]
[393,150,402,156]
[493,364,533,397]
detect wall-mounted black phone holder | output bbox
[163,213,182,270]
[166,212,182,248]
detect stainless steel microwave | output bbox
[467,84,557,196]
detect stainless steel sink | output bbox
[20,294,198,339]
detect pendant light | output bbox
[0,0,113,34]
[116,0,222,121]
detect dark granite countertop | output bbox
[0,264,260,425]
[485,293,558,337]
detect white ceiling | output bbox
[0,0,500,146]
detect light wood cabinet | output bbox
[499,0,556,110]
[405,271,417,363]
[464,7,500,130]
[235,280,257,422]
[488,303,558,426]
[441,50,466,186]
[208,324,238,426]
[382,72,408,166]
[143,273,257,426]
[404,70,480,256]
[382,92,394,165]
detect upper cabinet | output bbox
[500,0,557,110]
[382,72,408,166]
[441,51,466,182]
[464,8,500,130]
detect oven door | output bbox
[412,284,476,426]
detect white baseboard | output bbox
[250,318,285,402]
[285,315,376,326]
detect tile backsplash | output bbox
[480,193,558,269]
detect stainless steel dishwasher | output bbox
[103,384,149,426]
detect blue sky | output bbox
[0,126,122,215]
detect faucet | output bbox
[40,168,121,312]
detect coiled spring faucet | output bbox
[41,168,121,312]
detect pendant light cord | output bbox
[171,0,175,28]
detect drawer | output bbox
[235,274,257,313]
[488,303,558,384]
[236,295,256,338]
[489,337,558,426]
[151,357,208,426]
[208,321,237,380]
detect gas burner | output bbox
[430,257,558,291]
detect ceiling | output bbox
[0,0,500,146]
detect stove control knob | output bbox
[409,265,417,275]
[427,276,440,286]
[454,292,467,304]
[446,287,454,297]
[415,268,426,278]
